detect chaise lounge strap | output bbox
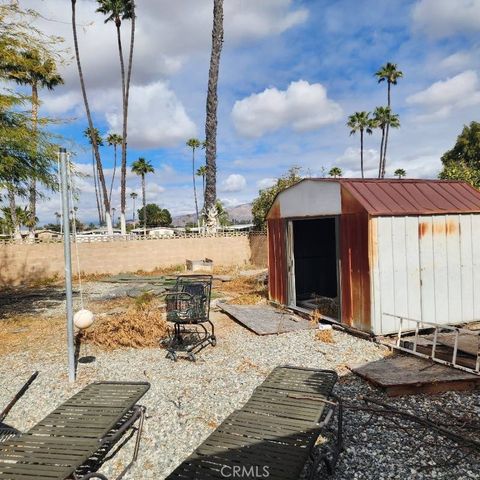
[166,366,339,480]
[0,382,149,480]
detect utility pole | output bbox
[60,147,75,382]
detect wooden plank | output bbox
[424,332,480,357]
[350,355,480,396]
[218,303,315,335]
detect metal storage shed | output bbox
[266,179,480,336]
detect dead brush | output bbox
[315,329,335,344]
[310,309,335,343]
[229,293,264,305]
[219,276,268,306]
[80,297,169,350]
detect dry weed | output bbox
[81,298,169,350]
[315,329,335,344]
[229,293,264,305]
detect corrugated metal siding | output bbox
[371,214,480,335]
[267,219,287,305]
[340,188,371,332]
[340,180,480,216]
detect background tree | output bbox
[347,111,374,178]
[130,191,138,226]
[72,0,113,234]
[196,165,207,197]
[375,62,403,168]
[186,138,202,228]
[439,121,480,188]
[84,127,104,224]
[96,0,136,235]
[0,3,62,240]
[329,167,343,178]
[54,211,61,227]
[138,204,172,227]
[252,167,302,230]
[7,48,63,238]
[394,168,406,179]
[131,157,154,235]
[373,107,400,178]
[106,133,122,205]
[204,0,224,233]
[216,200,230,226]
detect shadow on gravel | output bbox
[0,287,75,319]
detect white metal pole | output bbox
[60,147,75,382]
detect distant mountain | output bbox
[172,203,252,227]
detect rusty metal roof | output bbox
[337,179,480,216]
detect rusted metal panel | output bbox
[340,188,371,332]
[340,179,480,216]
[267,219,287,305]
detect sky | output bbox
[13,0,480,224]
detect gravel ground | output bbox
[1,307,479,479]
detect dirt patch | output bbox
[0,314,66,356]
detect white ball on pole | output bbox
[74,309,95,330]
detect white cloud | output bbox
[232,80,342,137]
[412,0,480,38]
[221,174,247,192]
[226,1,308,42]
[257,178,276,189]
[406,70,480,120]
[23,0,307,92]
[439,51,474,72]
[106,82,197,148]
[335,147,379,176]
[407,71,479,107]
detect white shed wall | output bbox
[271,180,341,218]
[371,214,480,335]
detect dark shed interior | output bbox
[293,217,338,302]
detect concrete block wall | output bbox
[0,235,267,286]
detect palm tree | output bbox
[84,127,104,224]
[106,133,122,205]
[204,0,224,233]
[96,0,136,236]
[347,111,374,178]
[196,165,207,197]
[131,158,154,236]
[329,167,343,178]
[54,211,61,227]
[8,48,63,238]
[186,138,202,228]
[375,62,403,168]
[72,0,113,234]
[130,191,138,227]
[394,168,406,179]
[373,107,400,178]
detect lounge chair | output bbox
[0,381,150,480]
[0,372,39,443]
[166,366,343,479]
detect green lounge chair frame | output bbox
[0,372,39,443]
[166,366,343,479]
[0,381,150,480]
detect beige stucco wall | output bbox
[0,235,267,286]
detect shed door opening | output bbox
[292,217,340,319]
